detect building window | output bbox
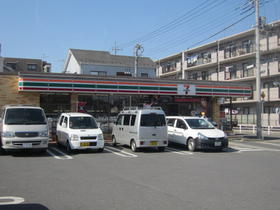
[242,40,253,54]
[242,63,254,77]
[116,72,132,77]
[90,71,107,76]
[192,73,198,80]
[6,62,17,70]
[27,64,38,71]
[141,73,148,78]
[225,66,237,80]
[201,71,209,80]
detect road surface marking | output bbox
[230,142,280,152]
[0,196,25,205]
[47,147,73,159]
[166,147,193,155]
[105,146,138,157]
[257,141,280,148]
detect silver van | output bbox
[112,107,168,152]
[0,105,49,153]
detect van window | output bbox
[131,115,136,126]
[4,108,46,125]
[59,116,65,125]
[63,117,68,127]
[69,117,98,129]
[167,118,176,126]
[185,118,214,129]
[176,119,187,129]
[116,115,123,125]
[140,114,166,127]
[123,115,131,126]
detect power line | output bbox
[118,0,225,48]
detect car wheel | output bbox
[112,136,117,147]
[130,140,137,152]
[188,138,196,152]
[98,148,104,152]
[158,147,165,152]
[40,148,47,153]
[66,141,72,154]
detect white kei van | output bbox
[0,105,49,152]
[56,113,104,152]
[112,107,168,152]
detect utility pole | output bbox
[112,41,122,55]
[255,0,262,139]
[134,44,144,77]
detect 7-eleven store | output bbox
[0,72,251,134]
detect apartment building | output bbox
[156,20,280,127]
[0,57,51,73]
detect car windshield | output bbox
[140,113,166,127]
[69,116,98,129]
[185,118,215,129]
[5,108,46,125]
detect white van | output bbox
[56,113,104,152]
[0,105,49,152]
[112,107,168,152]
[166,116,228,151]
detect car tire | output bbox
[40,148,47,153]
[66,141,72,154]
[112,136,117,147]
[188,138,196,152]
[98,148,104,153]
[158,147,165,152]
[130,140,138,152]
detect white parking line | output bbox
[230,142,280,152]
[0,196,25,205]
[166,147,193,155]
[105,146,138,157]
[47,148,73,160]
[257,141,280,148]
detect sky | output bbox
[1,0,280,72]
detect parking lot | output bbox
[1,140,280,210]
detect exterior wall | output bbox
[65,54,81,74]
[0,75,40,109]
[0,57,4,72]
[81,63,156,78]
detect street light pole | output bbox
[255,0,262,139]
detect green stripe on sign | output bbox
[228,89,251,93]
[49,83,72,87]
[159,87,177,91]
[139,86,158,90]
[96,85,118,89]
[23,82,48,87]
[118,86,138,90]
[73,84,96,88]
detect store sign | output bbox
[177,84,196,96]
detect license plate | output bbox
[80,142,90,147]
[150,141,157,146]
[22,143,32,148]
[214,141,222,146]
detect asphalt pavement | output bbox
[1,140,280,210]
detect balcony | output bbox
[269,87,280,100]
[269,61,280,75]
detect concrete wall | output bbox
[0,75,40,109]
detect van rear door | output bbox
[138,113,167,141]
